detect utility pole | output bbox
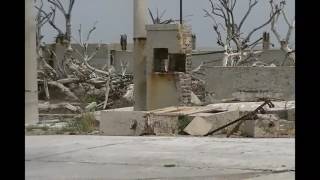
[25,0,39,125]
[133,0,147,110]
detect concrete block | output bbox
[184,111,240,136]
[100,111,147,136]
[240,114,280,138]
[278,120,295,137]
[287,108,295,121]
[147,114,180,135]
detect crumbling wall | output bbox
[176,25,192,106]
[145,24,192,110]
[204,67,295,102]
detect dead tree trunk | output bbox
[270,1,295,65]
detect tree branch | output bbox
[238,0,258,30]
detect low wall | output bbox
[191,49,293,68]
[107,49,292,74]
[203,66,295,102]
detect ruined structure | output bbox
[145,24,192,110]
[25,0,39,124]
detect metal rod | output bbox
[180,0,183,24]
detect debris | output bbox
[190,91,202,105]
[203,99,275,136]
[85,102,97,111]
[64,103,80,112]
[123,84,134,102]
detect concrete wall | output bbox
[44,43,134,71]
[204,67,295,102]
[109,49,292,73]
[191,49,294,68]
[108,43,133,51]
[113,50,133,74]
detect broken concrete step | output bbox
[183,110,240,136]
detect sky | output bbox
[39,0,295,49]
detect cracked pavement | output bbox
[25,136,294,180]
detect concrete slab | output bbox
[184,110,240,135]
[148,114,180,135]
[25,136,295,180]
[206,101,295,112]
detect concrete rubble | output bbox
[99,100,295,137]
[184,110,239,136]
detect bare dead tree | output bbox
[47,0,75,45]
[35,0,59,99]
[36,0,76,78]
[270,0,295,65]
[72,22,115,109]
[204,0,284,66]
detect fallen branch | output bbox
[48,81,79,101]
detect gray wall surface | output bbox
[113,50,134,74]
[203,67,295,102]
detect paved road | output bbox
[25,136,295,180]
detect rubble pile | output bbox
[100,99,295,138]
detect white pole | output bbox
[133,0,147,110]
[25,0,39,125]
[134,0,147,38]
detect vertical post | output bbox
[262,32,270,50]
[25,0,39,125]
[133,0,147,111]
[180,0,183,24]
